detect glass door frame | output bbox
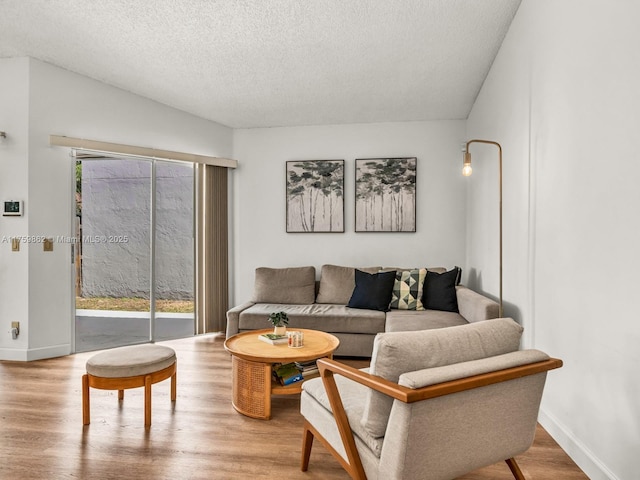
[70,149,197,353]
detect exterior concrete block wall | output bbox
[80,159,194,300]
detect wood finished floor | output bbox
[0,334,588,480]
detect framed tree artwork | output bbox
[286,160,344,232]
[355,157,417,232]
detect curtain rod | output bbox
[49,135,238,169]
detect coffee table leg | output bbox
[231,356,273,420]
[262,363,272,419]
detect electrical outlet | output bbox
[11,322,19,339]
[11,238,20,252]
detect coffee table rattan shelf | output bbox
[224,328,340,420]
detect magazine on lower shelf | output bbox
[273,362,304,385]
[300,368,319,378]
[295,360,319,377]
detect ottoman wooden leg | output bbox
[82,374,90,425]
[171,367,177,402]
[118,389,124,400]
[144,374,152,427]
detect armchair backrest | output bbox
[378,349,551,480]
[362,318,524,438]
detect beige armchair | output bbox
[300,318,562,480]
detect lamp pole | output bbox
[463,139,503,318]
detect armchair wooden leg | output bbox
[301,421,314,471]
[506,458,526,480]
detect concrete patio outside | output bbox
[75,309,194,352]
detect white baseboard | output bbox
[0,344,71,361]
[539,408,618,480]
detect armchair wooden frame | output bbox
[301,357,563,480]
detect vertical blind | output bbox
[197,165,229,333]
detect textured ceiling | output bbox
[0,0,520,128]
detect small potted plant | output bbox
[268,311,289,336]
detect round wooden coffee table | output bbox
[224,328,340,420]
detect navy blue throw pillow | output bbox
[422,267,461,312]
[347,269,397,312]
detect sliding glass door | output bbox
[74,155,195,352]
[154,160,195,340]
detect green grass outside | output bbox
[76,297,194,313]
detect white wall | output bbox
[466,1,640,479]
[0,58,30,357]
[232,121,466,303]
[0,57,233,360]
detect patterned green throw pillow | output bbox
[389,268,427,310]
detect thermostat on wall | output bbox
[3,201,23,216]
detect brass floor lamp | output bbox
[462,139,503,318]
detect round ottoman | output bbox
[82,344,177,427]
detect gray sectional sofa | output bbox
[226,264,500,357]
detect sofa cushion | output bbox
[384,309,468,332]
[252,266,316,304]
[389,268,427,310]
[238,303,386,335]
[347,269,396,312]
[316,265,382,304]
[361,318,524,438]
[422,267,461,312]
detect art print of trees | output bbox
[286,160,344,232]
[355,157,416,232]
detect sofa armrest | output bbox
[225,301,256,338]
[456,285,499,323]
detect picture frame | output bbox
[355,157,416,232]
[286,159,344,233]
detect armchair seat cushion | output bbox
[302,373,384,458]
